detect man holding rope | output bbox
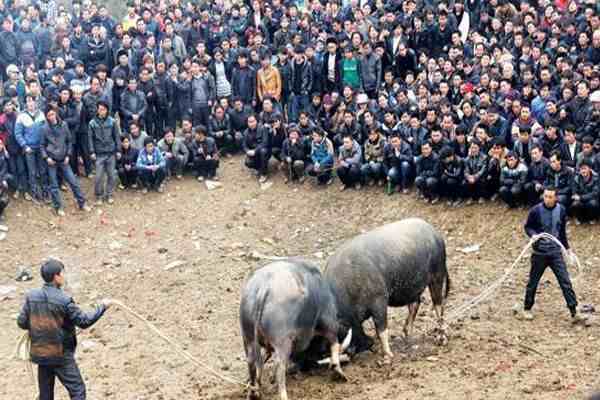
[16,259,112,400]
[521,186,587,325]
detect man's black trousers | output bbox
[524,253,578,313]
[38,355,86,400]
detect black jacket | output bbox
[243,126,270,153]
[88,116,121,156]
[416,153,441,178]
[572,173,599,203]
[321,52,342,91]
[40,121,72,162]
[190,137,218,161]
[17,283,106,365]
[290,59,313,96]
[282,137,309,162]
[383,142,413,170]
[524,202,569,254]
[231,66,256,105]
[463,153,488,181]
[544,167,573,196]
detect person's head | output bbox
[342,135,353,150]
[164,129,175,144]
[469,139,481,156]
[543,186,558,208]
[580,161,592,179]
[97,101,109,118]
[142,135,153,151]
[46,108,58,125]
[368,129,379,142]
[440,147,454,163]
[549,151,562,171]
[312,129,324,143]
[121,135,130,150]
[519,127,530,143]
[582,136,594,155]
[41,259,65,287]
[506,152,518,168]
[194,125,207,140]
[530,144,543,162]
[247,114,258,129]
[25,94,37,112]
[421,141,432,157]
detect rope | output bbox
[441,232,583,327]
[109,300,248,387]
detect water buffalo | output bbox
[239,259,350,400]
[324,218,450,359]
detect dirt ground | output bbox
[1,156,599,400]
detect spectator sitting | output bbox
[190,126,220,182]
[157,128,189,180]
[136,137,166,194]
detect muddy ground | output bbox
[1,156,599,400]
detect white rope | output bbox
[443,232,582,325]
[109,300,248,387]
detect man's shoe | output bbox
[575,218,582,226]
[518,309,534,321]
[142,188,148,194]
[56,209,66,217]
[340,185,347,192]
[157,185,165,193]
[197,176,204,182]
[430,197,439,205]
[95,199,103,206]
[118,184,126,190]
[299,176,305,184]
[60,184,68,192]
[107,197,114,205]
[465,198,473,206]
[258,175,268,184]
[478,198,485,205]
[132,183,138,189]
[572,313,589,326]
[176,175,183,180]
[402,188,409,194]
[326,177,334,185]
[355,183,362,190]
[12,190,20,200]
[81,204,92,212]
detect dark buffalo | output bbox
[239,259,349,400]
[324,218,450,359]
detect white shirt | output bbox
[328,54,336,81]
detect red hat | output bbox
[461,82,474,93]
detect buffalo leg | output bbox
[245,341,261,399]
[322,330,347,381]
[372,303,393,359]
[433,305,448,346]
[275,341,292,400]
[403,301,420,339]
[349,321,374,354]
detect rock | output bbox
[15,266,33,282]
[108,241,123,251]
[0,285,17,300]
[81,340,99,352]
[158,247,168,254]
[164,260,185,271]
[425,356,439,362]
[260,181,273,191]
[470,312,480,320]
[458,244,481,254]
[205,180,223,190]
[262,238,275,246]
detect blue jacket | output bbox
[14,110,46,150]
[311,137,334,166]
[524,202,569,254]
[136,147,166,170]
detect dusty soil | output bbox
[1,156,599,400]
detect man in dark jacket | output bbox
[570,160,599,224]
[243,114,271,183]
[359,41,382,99]
[288,46,313,123]
[190,125,219,181]
[463,139,488,205]
[41,109,90,216]
[415,141,441,203]
[230,52,256,107]
[383,134,413,193]
[88,101,121,205]
[120,76,147,135]
[520,187,587,324]
[17,259,112,400]
[545,151,573,208]
[0,17,19,80]
[321,38,342,94]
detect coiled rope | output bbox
[442,233,582,325]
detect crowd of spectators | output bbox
[0,0,599,225]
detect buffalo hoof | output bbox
[332,367,348,382]
[247,389,261,400]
